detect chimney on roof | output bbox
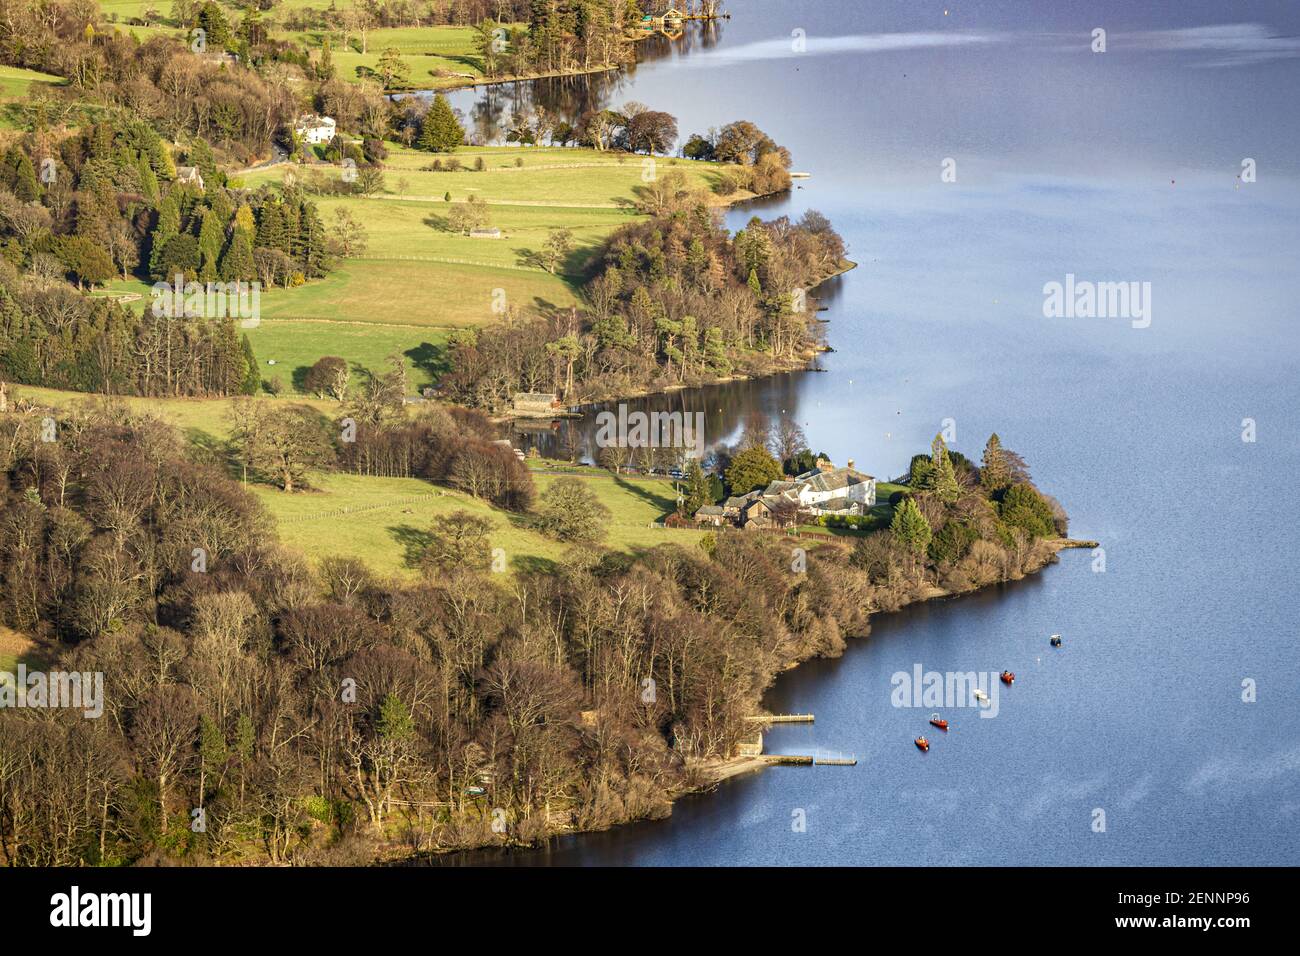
[847,459,855,471]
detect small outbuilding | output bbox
[512,393,560,417]
[174,166,204,190]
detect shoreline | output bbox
[693,537,1097,788]
[498,258,858,421]
[410,535,1097,862]
[391,62,627,96]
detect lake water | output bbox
[435,1,1300,865]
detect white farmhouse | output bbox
[294,114,337,145]
[789,459,876,512]
[699,458,877,529]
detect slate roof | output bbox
[800,467,874,493]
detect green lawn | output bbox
[234,145,735,329]
[258,258,581,327]
[256,467,703,578]
[877,481,908,501]
[315,195,632,269]
[241,145,734,206]
[0,65,64,99]
[94,146,735,336]
[243,319,449,394]
[0,65,66,128]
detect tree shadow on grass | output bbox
[405,341,449,381]
[531,297,580,321]
[441,54,483,74]
[613,473,677,517]
[515,247,547,270]
[510,554,560,576]
[561,243,594,278]
[388,523,433,569]
[1,644,53,674]
[185,427,243,480]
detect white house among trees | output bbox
[295,114,337,145]
[700,459,876,529]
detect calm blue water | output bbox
[439,1,1300,865]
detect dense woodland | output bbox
[0,394,1066,865]
[441,198,846,409]
[0,2,806,403]
[0,0,353,396]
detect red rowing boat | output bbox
[1001,670,1015,685]
[915,736,929,752]
[929,714,949,731]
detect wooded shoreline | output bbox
[407,536,1096,863]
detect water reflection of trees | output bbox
[513,371,819,465]
[448,15,821,466]
[446,20,725,145]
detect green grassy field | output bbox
[9,384,706,577]
[242,148,720,329]
[248,145,730,327]
[257,467,703,578]
[243,319,450,393]
[293,26,499,90]
[90,146,737,383]
[239,145,733,205]
[0,64,66,128]
[261,258,579,328]
[0,65,64,98]
[10,383,336,444]
[98,4,502,90]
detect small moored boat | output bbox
[1001,670,1015,685]
[1050,634,1063,647]
[915,736,930,752]
[929,714,949,731]
[973,689,990,703]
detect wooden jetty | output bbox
[758,753,856,767]
[737,712,854,765]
